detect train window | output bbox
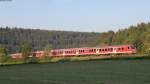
[118,48,120,50]
[99,49,101,51]
[128,47,130,49]
[111,48,113,51]
[105,49,107,51]
[122,48,124,50]
[94,49,96,52]
[102,49,104,51]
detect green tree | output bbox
[0,45,7,64]
[40,44,52,63]
[132,39,143,53]
[21,42,32,63]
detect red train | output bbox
[10,45,136,58]
[50,45,136,57]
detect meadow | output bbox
[0,59,150,84]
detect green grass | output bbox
[0,59,150,84]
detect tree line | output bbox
[0,27,99,53]
[1,22,150,54]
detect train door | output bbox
[113,48,117,53]
[76,50,79,55]
[96,48,99,54]
[62,51,65,56]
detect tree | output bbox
[132,39,143,53]
[21,42,32,63]
[0,45,7,64]
[41,44,52,63]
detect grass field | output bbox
[0,59,150,84]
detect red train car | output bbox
[33,51,44,58]
[51,45,136,56]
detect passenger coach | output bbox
[51,45,136,56]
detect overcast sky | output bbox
[0,0,150,32]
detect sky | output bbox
[0,0,150,32]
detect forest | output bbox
[0,22,150,55]
[0,27,99,53]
